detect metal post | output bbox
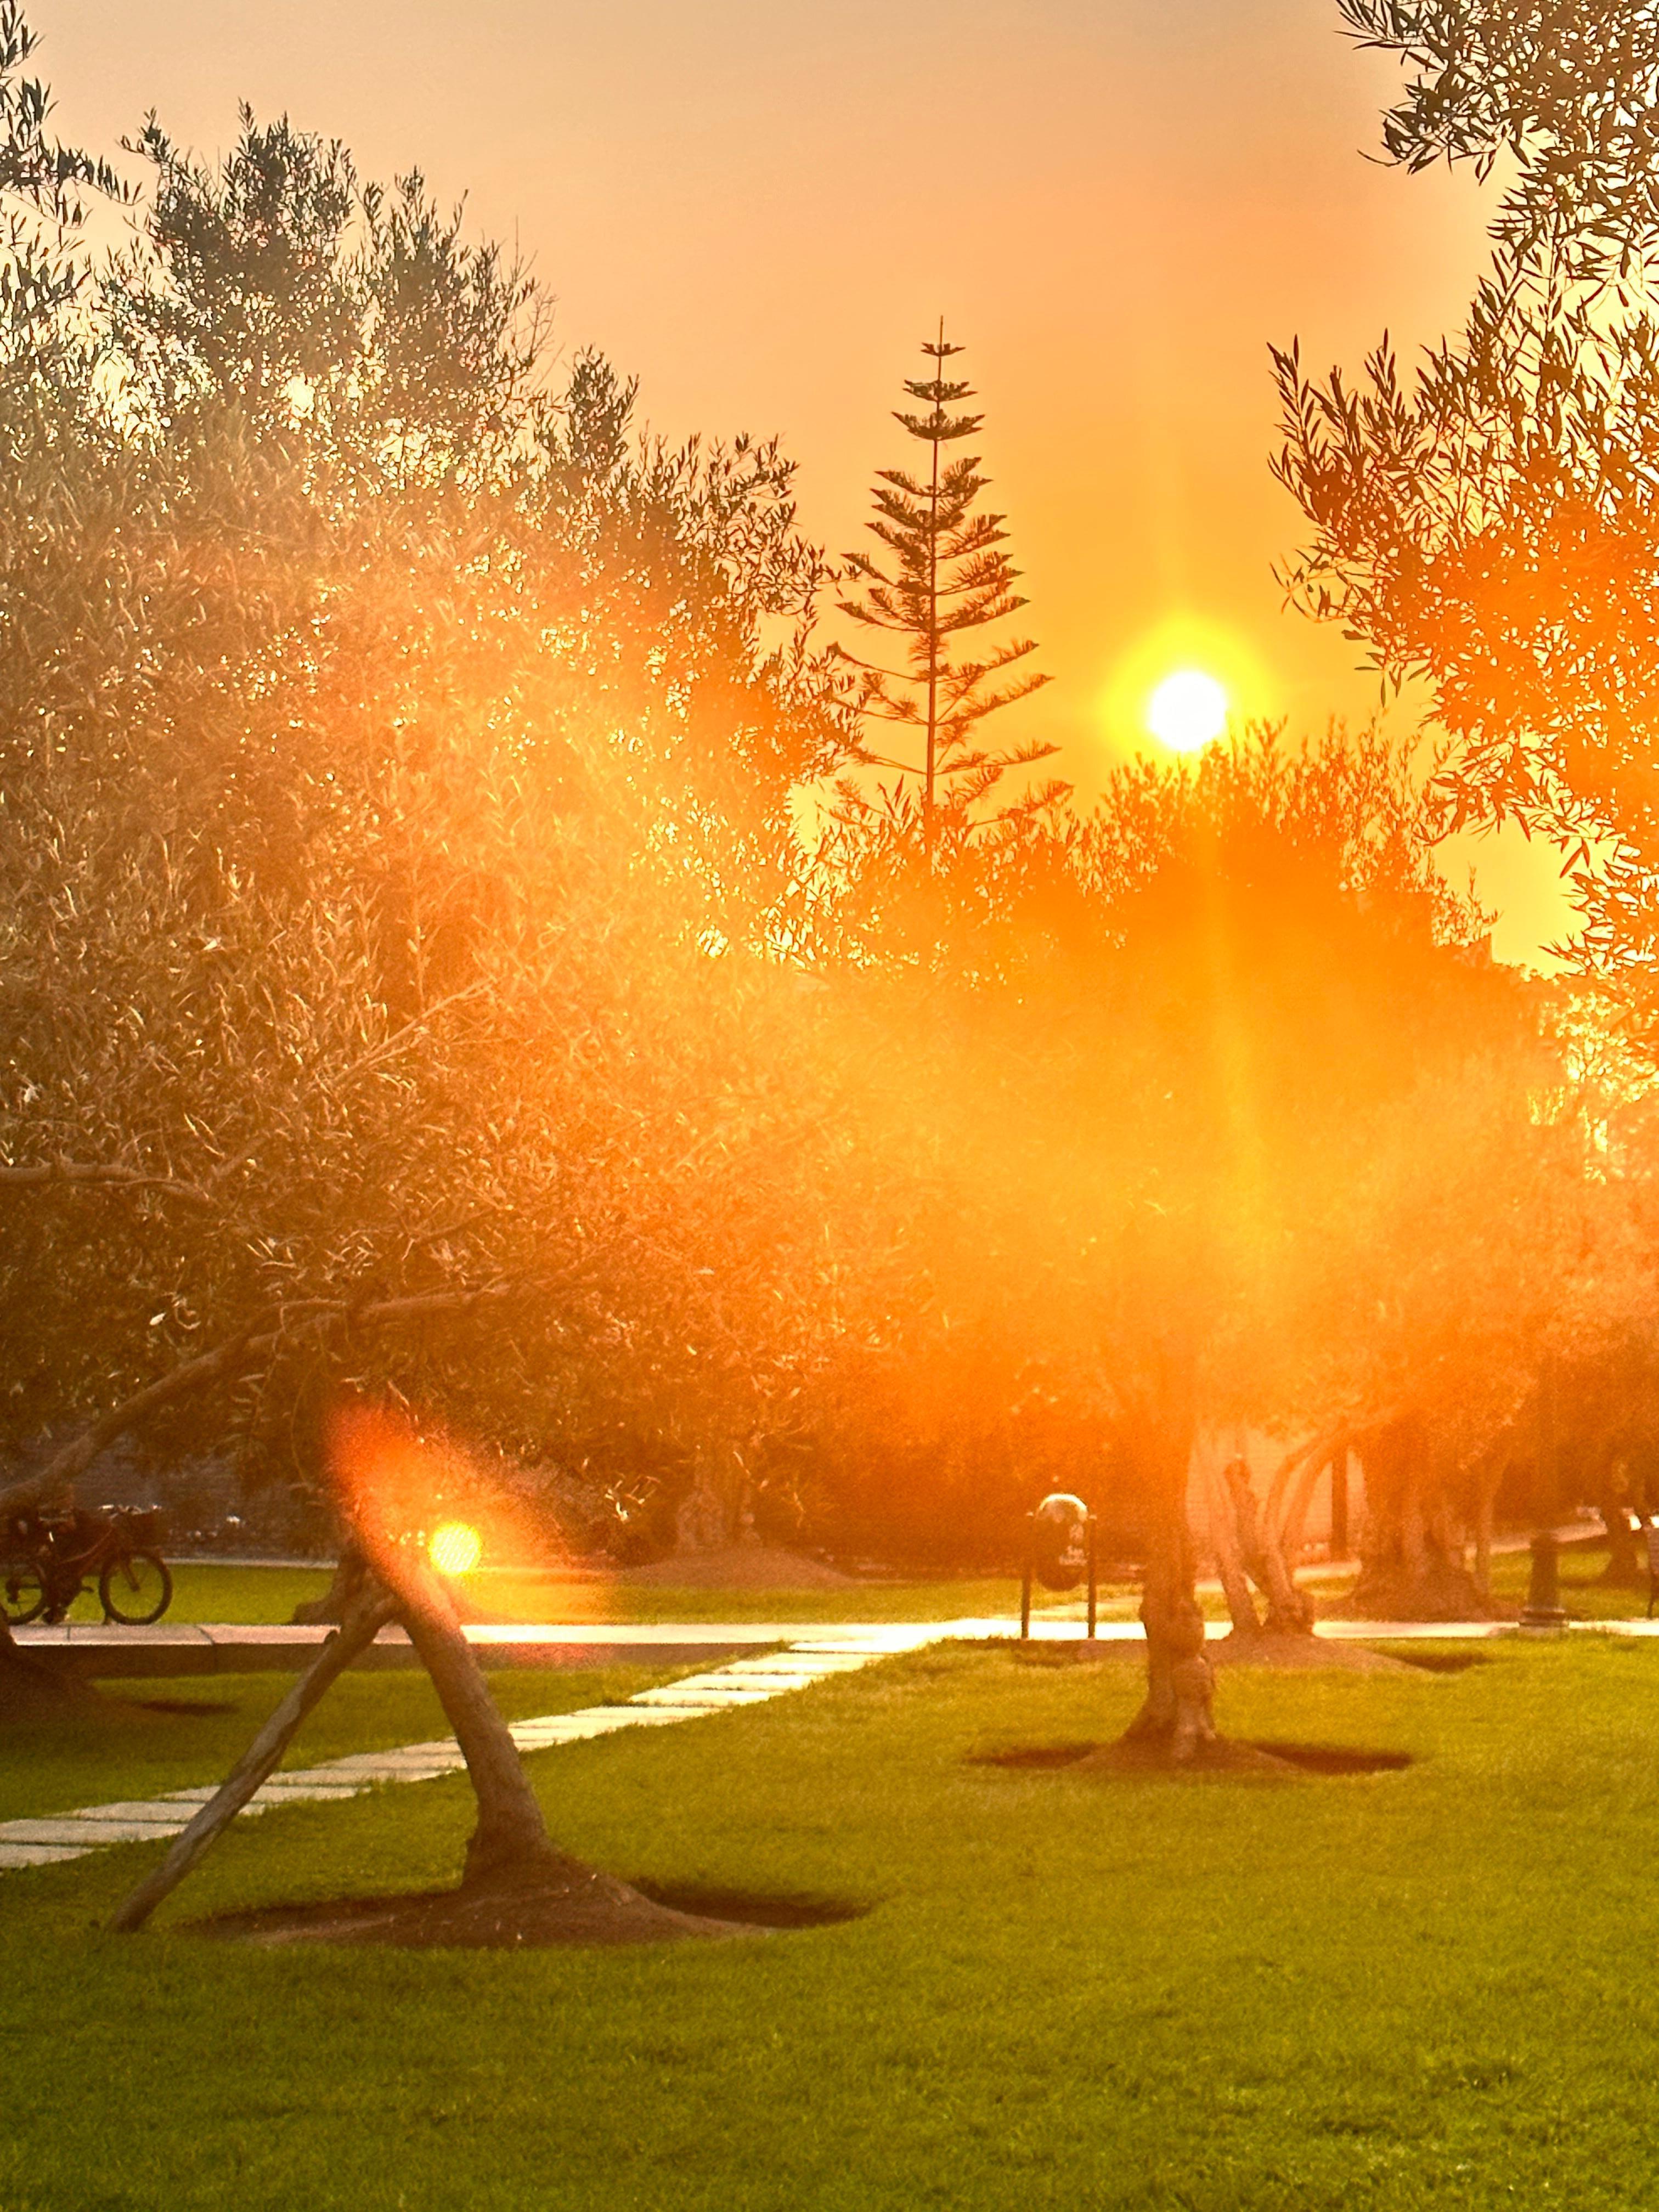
[1020,1515,1032,1640]
[1329,1445,1350,1560]
[1520,1529,1568,1632]
[1086,1515,1097,1640]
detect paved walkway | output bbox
[8,1611,1655,1878]
[14,1618,839,1677]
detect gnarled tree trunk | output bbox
[1120,1406,1219,1762]
[673,1440,753,1555]
[1596,1486,1641,1589]
[1345,1413,1492,1620]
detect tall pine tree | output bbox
[836,325,1058,855]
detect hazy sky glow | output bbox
[47,0,1575,957]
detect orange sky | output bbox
[48,0,1576,960]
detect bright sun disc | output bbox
[1146,668,1229,753]
[428,1520,483,1576]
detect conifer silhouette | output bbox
[836,324,1059,854]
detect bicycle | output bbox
[0,1505,174,1626]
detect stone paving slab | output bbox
[0,1841,92,1867]
[629,1685,780,1707]
[1,1818,177,1846]
[249,1782,366,1804]
[76,1801,196,1826]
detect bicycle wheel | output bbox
[99,1550,173,1626]
[0,1555,47,1626]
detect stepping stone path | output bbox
[0,1627,935,1874]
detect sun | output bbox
[1146,668,1229,753]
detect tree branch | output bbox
[0,1161,215,1206]
[0,1280,522,1522]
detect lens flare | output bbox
[428,1520,483,1576]
[1147,668,1229,752]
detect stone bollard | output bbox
[1520,1530,1569,1633]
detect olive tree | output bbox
[0,36,848,1932]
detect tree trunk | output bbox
[1597,1493,1642,1588]
[359,1527,566,1891]
[1345,1414,1493,1620]
[673,1441,751,1554]
[290,1555,355,1624]
[0,1613,94,1716]
[1122,1409,1218,1760]
[1205,1460,1261,1635]
[1474,1472,1496,1604]
[1236,1455,1317,1637]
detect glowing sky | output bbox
[45,0,1576,959]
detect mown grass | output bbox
[163,1562,336,1622]
[3,1637,1658,2210]
[152,1561,1112,1627]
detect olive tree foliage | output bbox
[1274,2,1659,991]
[0,42,848,1558]
[792,729,1605,1702]
[0,0,126,322]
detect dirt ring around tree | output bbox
[969,1739,1414,1779]
[193,1868,871,1950]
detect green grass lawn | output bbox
[4,1637,1659,2209]
[150,1560,1126,1627]
[163,1561,338,1622]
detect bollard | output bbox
[1520,1530,1568,1633]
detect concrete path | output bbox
[14,1618,849,1677]
[20,1604,1659,1678]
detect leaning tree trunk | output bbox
[111,1578,400,1930]
[1209,1442,1325,1645]
[354,1516,568,1892]
[1344,1413,1492,1620]
[1206,1459,1263,1637]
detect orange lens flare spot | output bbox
[428,1521,483,1576]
